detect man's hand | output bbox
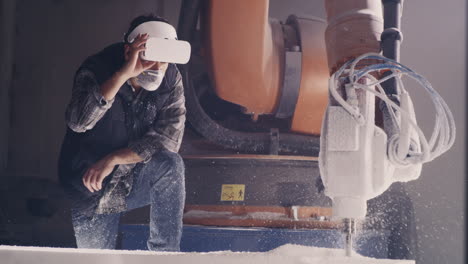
[82,156,116,193]
[82,148,144,193]
[99,34,157,102]
[120,33,157,79]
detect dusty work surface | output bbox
[1,244,414,264]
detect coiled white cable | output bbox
[329,53,456,166]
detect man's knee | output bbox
[152,150,185,176]
[162,151,184,170]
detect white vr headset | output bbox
[126,21,191,64]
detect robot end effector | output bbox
[319,0,455,222]
[318,53,456,220]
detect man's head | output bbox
[124,14,171,73]
[124,14,170,44]
[124,14,190,66]
[123,14,190,92]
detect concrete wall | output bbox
[0,0,16,172]
[1,0,465,263]
[5,0,164,179]
[399,1,466,264]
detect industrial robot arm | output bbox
[318,53,456,255]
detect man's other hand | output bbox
[120,33,157,79]
[82,156,116,193]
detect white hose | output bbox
[329,53,456,166]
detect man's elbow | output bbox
[65,110,96,133]
[66,120,91,133]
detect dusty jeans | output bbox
[70,150,185,251]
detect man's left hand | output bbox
[82,156,116,193]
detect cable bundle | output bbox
[329,53,456,166]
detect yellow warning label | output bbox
[221,184,245,201]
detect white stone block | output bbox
[0,244,415,264]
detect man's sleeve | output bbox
[65,68,115,133]
[128,69,186,162]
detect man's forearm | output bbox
[100,71,130,101]
[82,148,143,193]
[107,148,144,166]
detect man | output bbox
[58,14,189,251]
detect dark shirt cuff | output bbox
[92,88,114,109]
[128,140,155,164]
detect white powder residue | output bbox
[184,210,288,220]
[0,244,415,264]
[184,210,233,218]
[243,212,286,220]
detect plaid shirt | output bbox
[65,61,186,215]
